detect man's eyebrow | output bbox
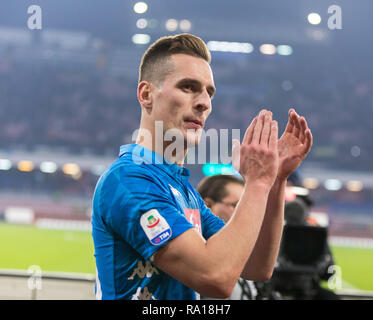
[177,78,216,97]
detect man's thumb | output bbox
[232,139,240,172]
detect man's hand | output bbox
[237,109,279,191]
[277,108,313,180]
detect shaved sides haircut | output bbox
[139,33,211,86]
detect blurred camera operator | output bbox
[197,174,259,300]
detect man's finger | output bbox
[303,129,313,155]
[252,110,265,145]
[284,108,295,134]
[291,110,301,138]
[260,112,272,147]
[269,120,278,150]
[242,116,258,145]
[232,139,241,172]
[298,116,306,142]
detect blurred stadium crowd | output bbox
[1,39,372,168]
[0,31,373,237]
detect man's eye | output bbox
[184,85,193,91]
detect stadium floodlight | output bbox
[307,29,326,41]
[324,179,342,191]
[291,186,310,196]
[17,160,34,172]
[277,45,293,56]
[40,161,58,174]
[0,158,12,170]
[346,180,363,192]
[259,44,276,55]
[62,163,80,176]
[91,164,106,176]
[136,18,148,29]
[179,19,192,32]
[132,33,151,45]
[281,80,293,91]
[165,19,178,32]
[207,41,253,54]
[148,19,158,29]
[133,2,148,14]
[308,13,321,25]
[302,177,319,189]
[350,145,361,157]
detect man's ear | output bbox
[137,81,153,109]
[204,197,215,209]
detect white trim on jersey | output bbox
[95,267,102,300]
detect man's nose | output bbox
[194,89,211,113]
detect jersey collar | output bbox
[119,144,190,181]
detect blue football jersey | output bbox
[91,144,225,300]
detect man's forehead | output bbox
[169,54,214,82]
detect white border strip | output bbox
[329,236,373,249]
[35,218,91,231]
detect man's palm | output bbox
[278,132,305,179]
[277,110,313,180]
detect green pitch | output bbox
[331,246,373,291]
[0,223,95,274]
[0,223,372,292]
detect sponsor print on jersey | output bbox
[127,260,159,280]
[184,209,202,235]
[131,286,157,300]
[140,209,172,245]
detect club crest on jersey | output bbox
[184,208,202,235]
[140,209,172,246]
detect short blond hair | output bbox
[138,33,211,85]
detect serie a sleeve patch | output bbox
[140,209,172,246]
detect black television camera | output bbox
[269,224,335,299]
[263,194,338,300]
[242,188,340,300]
[236,180,340,300]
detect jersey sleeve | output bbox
[98,163,195,261]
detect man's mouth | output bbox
[184,117,203,129]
